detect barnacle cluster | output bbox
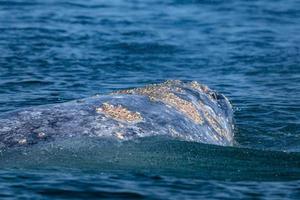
[96,102,143,123]
[190,81,210,93]
[198,101,228,139]
[160,92,203,124]
[113,80,204,124]
[190,81,218,101]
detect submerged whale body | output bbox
[0,80,234,149]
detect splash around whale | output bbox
[0,80,234,150]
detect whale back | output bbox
[0,80,234,149]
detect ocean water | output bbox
[0,0,300,199]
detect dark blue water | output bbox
[0,0,300,199]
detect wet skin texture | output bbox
[0,80,234,149]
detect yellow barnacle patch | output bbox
[160,92,203,124]
[198,101,227,138]
[96,102,143,123]
[111,81,203,124]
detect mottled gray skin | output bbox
[0,81,234,149]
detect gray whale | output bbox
[0,80,234,149]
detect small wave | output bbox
[1,136,300,181]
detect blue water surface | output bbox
[0,0,300,199]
